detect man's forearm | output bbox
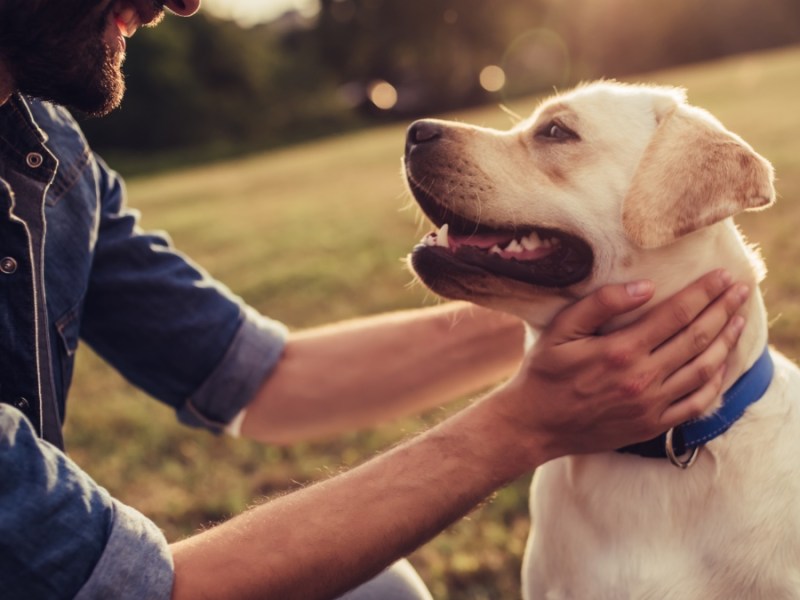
[172,386,539,600]
[242,302,524,444]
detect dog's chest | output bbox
[522,352,800,600]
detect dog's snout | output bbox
[406,120,444,153]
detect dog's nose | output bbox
[406,120,443,150]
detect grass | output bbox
[64,45,800,599]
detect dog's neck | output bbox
[613,219,768,398]
[521,220,768,405]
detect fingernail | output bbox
[625,280,653,297]
[730,314,745,333]
[718,269,732,286]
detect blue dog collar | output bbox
[617,346,774,466]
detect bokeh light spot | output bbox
[479,65,506,92]
[368,80,398,110]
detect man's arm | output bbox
[174,388,544,600]
[241,302,524,444]
[172,271,748,600]
[240,270,747,445]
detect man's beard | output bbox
[0,1,126,117]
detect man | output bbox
[0,1,749,599]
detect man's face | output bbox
[0,0,198,116]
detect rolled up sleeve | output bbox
[75,502,173,600]
[0,405,174,600]
[81,157,287,433]
[177,306,288,432]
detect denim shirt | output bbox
[0,95,288,598]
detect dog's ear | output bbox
[622,101,775,249]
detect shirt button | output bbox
[26,152,44,168]
[13,397,30,412]
[0,257,17,274]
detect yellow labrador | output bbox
[404,81,800,599]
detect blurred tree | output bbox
[80,12,355,168]
[312,0,545,114]
[76,0,800,172]
[547,0,800,79]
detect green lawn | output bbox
[64,45,800,599]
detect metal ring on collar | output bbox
[665,427,699,469]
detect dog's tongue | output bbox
[450,231,513,249]
[423,224,560,261]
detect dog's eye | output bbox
[536,121,577,141]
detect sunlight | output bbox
[203,0,319,26]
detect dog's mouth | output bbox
[409,179,594,288]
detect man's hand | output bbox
[499,269,748,462]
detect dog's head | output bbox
[404,81,775,326]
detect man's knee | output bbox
[336,559,432,600]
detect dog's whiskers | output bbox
[499,104,523,125]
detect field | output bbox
[64,46,800,598]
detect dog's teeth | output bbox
[424,234,436,247]
[436,223,450,248]
[490,245,502,254]
[521,233,542,250]
[506,240,523,253]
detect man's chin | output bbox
[22,64,125,117]
[11,35,125,116]
[74,82,125,117]
[67,55,125,116]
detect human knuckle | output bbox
[690,324,711,352]
[671,301,694,327]
[622,399,649,420]
[573,378,598,398]
[703,273,724,297]
[696,361,716,383]
[604,343,634,369]
[618,372,653,398]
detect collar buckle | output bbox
[665,427,699,469]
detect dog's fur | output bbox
[404,81,800,598]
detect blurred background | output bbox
[80,0,800,173]
[65,2,800,599]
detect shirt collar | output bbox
[0,94,55,183]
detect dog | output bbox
[403,81,800,599]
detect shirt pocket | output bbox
[54,305,81,395]
[46,146,91,208]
